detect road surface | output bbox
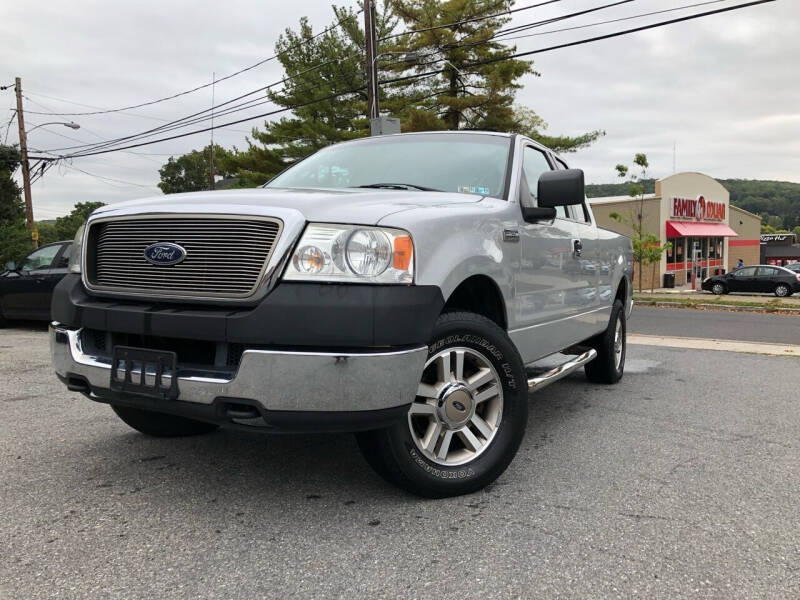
[2,325,798,599]
[629,305,799,345]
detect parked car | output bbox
[784,262,800,273]
[0,241,72,325]
[702,264,800,297]
[49,131,633,498]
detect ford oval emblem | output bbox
[452,401,466,412]
[143,242,187,266]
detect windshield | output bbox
[266,133,512,199]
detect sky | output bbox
[0,0,797,220]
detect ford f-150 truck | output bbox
[50,131,633,498]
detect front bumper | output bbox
[51,323,427,431]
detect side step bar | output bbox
[527,349,597,392]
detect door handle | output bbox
[572,239,583,257]
[35,277,45,283]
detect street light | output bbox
[26,121,80,134]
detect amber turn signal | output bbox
[393,236,413,270]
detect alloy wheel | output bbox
[408,347,504,467]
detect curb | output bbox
[634,300,800,315]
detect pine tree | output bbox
[389,0,602,151]
[225,3,399,186]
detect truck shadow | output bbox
[72,371,613,513]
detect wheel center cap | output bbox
[438,385,474,428]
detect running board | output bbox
[526,349,597,392]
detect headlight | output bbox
[69,222,86,274]
[283,224,414,284]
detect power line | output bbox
[37,55,359,155]
[21,9,364,117]
[478,0,776,66]
[379,0,564,42]
[55,0,775,160]
[380,0,641,71]
[496,0,731,41]
[62,164,158,189]
[22,90,256,136]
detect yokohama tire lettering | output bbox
[409,449,475,479]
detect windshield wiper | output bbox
[354,183,443,192]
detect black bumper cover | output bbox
[52,274,444,349]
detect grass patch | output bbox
[633,295,796,312]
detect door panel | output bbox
[728,266,756,292]
[1,243,63,318]
[513,146,603,363]
[755,267,779,293]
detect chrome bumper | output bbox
[50,324,427,412]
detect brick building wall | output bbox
[728,206,761,270]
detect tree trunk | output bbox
[637,260,643,292]
[651,261,657,293]
[446,68,460,130]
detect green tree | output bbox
[34,221,58,246]
[611,153,659,292]
[213,0,604,186]
[53,201,106,241]
[511,106,604,153]
[222,4,398,186]
[641,232,671,293]
[389,1,602,150]
[0,144,33,266]
[158,144,235,194]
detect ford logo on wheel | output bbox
[143,242,187,266]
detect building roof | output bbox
[588,194,657,205]
[729,204,761,219]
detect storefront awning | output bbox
[666,221,739,238]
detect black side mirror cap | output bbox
[537,169,585,208]
[521,206,557,223]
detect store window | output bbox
[667,237,684,270]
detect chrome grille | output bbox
[87,216,282,299]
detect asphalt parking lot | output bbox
[2,323,799,599]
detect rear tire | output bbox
[584,299,626,384]
[356,311,528,498]
[711,282,726,295]
[111,405,219,437]
[775,284,790,297]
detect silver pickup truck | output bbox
[50,131,633,498]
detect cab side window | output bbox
[54,244,71,269]
[19,244,60,272]
[521,146,566,217]
[554,156,590,223]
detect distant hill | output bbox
[585,178,800,231]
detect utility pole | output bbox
[209,72,216,191]
[364,0,379,121]
[14,77,36,247]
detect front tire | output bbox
[584,299,626,384]
[356,311,528,498]
[111,405,219,437]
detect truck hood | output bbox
[91,187,483,225]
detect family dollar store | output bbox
[589,173,761,289]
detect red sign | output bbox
[671,195,725,221]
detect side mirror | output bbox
[538,169,585,208]
[521,206,557,223]
[4,261,16,271]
